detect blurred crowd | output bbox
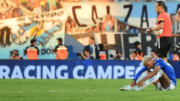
[65,13,176,34]
[9,37,180,61]
[0,0,179,19]
[65,14,148,34]
[0,0,59,20]
[0,0,178,34]
[1,0,180,61]
[130,41,180,61]
[65,14,117,34]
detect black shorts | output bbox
[157,37,172,58]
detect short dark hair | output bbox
[134,41,141,47]
[30,39,36,44]
[132,50,137,54]
[10,50,19,56]
[13,50,19,53]
[57,38,62,43]
[90,37,94,40]
[151,49,158,55]
[156,1,165,9]
[84,48,90,53]
[117,50,122,54]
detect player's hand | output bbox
[146,29,150,33]
[130,80,136,87]
[137,80,144,87]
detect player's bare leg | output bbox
[146,71,168,87]
[120,70,162,91]
[158,72,171,89]
[153,80,159,86]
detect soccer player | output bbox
[146,1,172,62]
[120,55,176,91]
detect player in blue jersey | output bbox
[120,55,176,91]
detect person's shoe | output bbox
[120,85,133,91]
[132,86,143,91]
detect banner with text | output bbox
[60,2,180,29]
[0,9,68,59]
[0,60,179,79]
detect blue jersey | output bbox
[134,58,177,86]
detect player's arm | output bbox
[142,66,160,81]
[146,22,164,33]
[137,66,160,87]
[131,66,147,87]
[171,34,180,37]
[151,22,164,31]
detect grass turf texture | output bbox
[0,79,179,101]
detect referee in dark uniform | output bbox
[146,1,172,62]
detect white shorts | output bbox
[156,80,175,91]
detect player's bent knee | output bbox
[156,80,175,91]
[159,69,163,77]
[159,71,171,89]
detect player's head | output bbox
[155,1,165,13]
[89,37,94,44]
[30,39,36,45]
[142,55,155,69]
[57,37,63,44]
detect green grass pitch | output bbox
[0,79,179,101]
